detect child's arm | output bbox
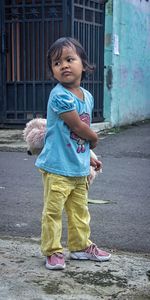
[60,110,98,146]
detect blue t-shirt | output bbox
[35,83,94,176]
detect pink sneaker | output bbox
[46,253,66,270]
[70,244,111,262]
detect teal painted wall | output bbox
[103,0,113,122]
[104,0,150,126]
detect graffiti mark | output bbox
[118,66,145,88]
[125,0,150,13]
[106,0,113,16]
[133,67,144,82]
[117,66,128,88]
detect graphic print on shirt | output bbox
[70,113,90,153]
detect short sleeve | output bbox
[50,93,76,114]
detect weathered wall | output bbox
[104,0,150,126]
[103,0,113,122]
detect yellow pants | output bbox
[41,172,92,256]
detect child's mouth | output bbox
[62,71,72,76]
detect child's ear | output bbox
[82,65,86,71]
[82,63,87,72]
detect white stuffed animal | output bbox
[23,118,46,155]
[23,118,100,184]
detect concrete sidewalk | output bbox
[0,129,26,152]
[0,236,150,300]
[0,123,150,299]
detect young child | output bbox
[35,37,111,270]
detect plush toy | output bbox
[23,118,100,184]
[23,118,46,155]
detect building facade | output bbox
[104,0,150,126]
[0,0,150,127]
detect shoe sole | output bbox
[46,262,66,270]
[70,253,111,262]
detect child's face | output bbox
[51,46,85,87]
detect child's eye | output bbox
[67,58,74,62]
[54,61,60,66]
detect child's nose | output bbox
[61,61,69,69]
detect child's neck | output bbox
[62,84,84,100]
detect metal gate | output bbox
[72,0,105,122]
[0,0,105,126]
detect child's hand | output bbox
[90,157,102,172]
[89,141,98,149]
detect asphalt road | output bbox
[0,122,150,253]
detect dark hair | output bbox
[47,37,95,80]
